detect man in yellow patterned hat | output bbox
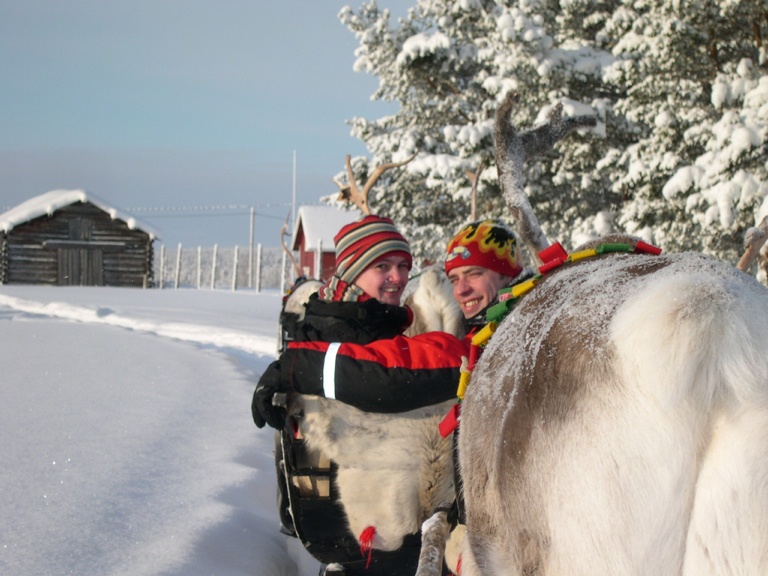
[445,218,533,326]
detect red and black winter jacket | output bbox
[258,294,469,415]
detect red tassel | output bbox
[538,242,568,264]
[538,257,564,274]
[439,403,461,438]
[468,344,482,370]
[634,240,662,255]
[359,526,376,568]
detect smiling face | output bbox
[353,255,411,306]
[448,265,512,318]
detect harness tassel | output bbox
[359,526,376,568]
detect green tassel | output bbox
[595,243,633,255]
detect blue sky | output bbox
[0,0,414,247]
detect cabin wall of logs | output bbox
[0,201,154,287]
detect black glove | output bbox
[252,360,287,429]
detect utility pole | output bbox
[292,150,297,233]
[248,206,255,288]
[290,150,297,285]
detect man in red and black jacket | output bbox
[253,215,470,429]
[252,217,531,429]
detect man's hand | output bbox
[252,360,287,429]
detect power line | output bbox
[122,201,324,213]
[142,211,285,220]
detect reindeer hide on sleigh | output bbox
[291,394,456,551]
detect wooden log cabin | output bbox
[0,190,161,287]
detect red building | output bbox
[291,205,359,281]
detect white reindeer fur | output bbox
[458,251,768,576]
[294,395,456,552]
[403,264,464,338]
[276,280,323,355]
[283,280,324,317]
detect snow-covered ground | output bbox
[0,285,322,576]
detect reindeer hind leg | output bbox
[682,406,768,575]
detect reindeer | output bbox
[455,91,768,576]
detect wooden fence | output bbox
[152,244,294,291]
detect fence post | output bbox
[232,245,239,292]
[174,243,182,289]
[159,244,165,289]
[255,243,262,293]
[197,246,202,289]
[211,244,218,290]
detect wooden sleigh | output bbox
[275,254,463,575]
[277,396,455,576]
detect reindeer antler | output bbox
[335,151,419,215]
[280,212,303,279]
[494,91,597,266]
[737,215,768,273]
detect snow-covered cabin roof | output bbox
[291,205,360,251]
[0,189,162,240]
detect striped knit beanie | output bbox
[318,215,411,302]
[445,219,522,278]
[333,215,412,283]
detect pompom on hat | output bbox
[319,215,412,302]
[445,219,523,279]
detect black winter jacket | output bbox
[253,294,468,426]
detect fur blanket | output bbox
[292,395,456,552]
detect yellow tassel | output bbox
[569,248,597,262]
[511,278,537,298]
[457,371,471,400]
[471,321,498,346]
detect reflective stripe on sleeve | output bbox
[323,342,341,399]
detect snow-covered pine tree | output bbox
[336,0,622,263]
[603,0,768,264]
[335,0,767,266]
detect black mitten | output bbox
[252,360,287,429]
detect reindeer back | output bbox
[459,249,768,575]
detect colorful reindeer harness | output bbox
[439,239,662,438]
